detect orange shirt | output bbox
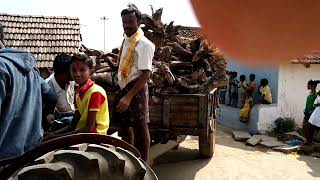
[248,81,256,92]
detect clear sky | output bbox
[0,0,200,51]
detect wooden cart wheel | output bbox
[199,118,216,158]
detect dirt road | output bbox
[153,125,320,180]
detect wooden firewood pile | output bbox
[86,5,227,99]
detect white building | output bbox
[278,55,320,124]
[218,53,320,133]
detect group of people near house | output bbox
[0,6,154,163]
[219,72,273,122]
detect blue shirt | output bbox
[0,48,56,160]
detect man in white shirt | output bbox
[112,5,155,164]
[46,53,75,127]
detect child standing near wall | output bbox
[240,89,254,122]
[239,75,247,106]
[230,72,239,108]
[227,71,232,106]
[306,91,320,145]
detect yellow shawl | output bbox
[118,28,144,82]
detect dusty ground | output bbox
[153,125,320,180]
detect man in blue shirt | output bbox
[0,24,56,160]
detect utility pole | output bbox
[100,16,109,52]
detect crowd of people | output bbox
[220,74,320,145]
[0,6,154,163]
[219,72,273,122]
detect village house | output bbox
[218,53,320,134]
[0,13,81,78]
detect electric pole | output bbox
[100,16,109,52]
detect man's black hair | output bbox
[121,4,142,20]
[53,53,72,75]
[71,53,93,69]
[233,71,238,78]
[240,75,246,81]
[250,74,256,79]
[0,24,4,42]
[308,79,320,86]
[261,78,269,86]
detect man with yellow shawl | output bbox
[114,5,155,164]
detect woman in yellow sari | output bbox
[240,90,254,122]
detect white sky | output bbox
[0,0,200,51]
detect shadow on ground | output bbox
[152,147,210,180]
[152,124,269,180]
[153,124,320,179]
[297,155,320,177]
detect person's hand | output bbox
[191,0,320,63]
[116,94,133,113]
[74,84,80,94]
[46,114,55,124]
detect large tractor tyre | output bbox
[199,119,216,158]
[0,134,157,180]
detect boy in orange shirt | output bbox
[47,54,109,138]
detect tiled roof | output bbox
[177,26,201,39]
[0,13,81,68]
[291,51,320,65]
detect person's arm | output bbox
[43,110,81,141]
[258,86,263,95]
[71,111,97,133]
[40,76,57,129]
[40,77,57,114]
[314,96,320,107]
[50,111,96,137]
[117,71,150,113]
[52,111,81,135]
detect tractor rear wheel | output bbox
[11,143,157,180]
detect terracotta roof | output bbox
[291,51,320,65]
[177,26,201,39]
[0,13,81,68]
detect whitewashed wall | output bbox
[277,63,320,126]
